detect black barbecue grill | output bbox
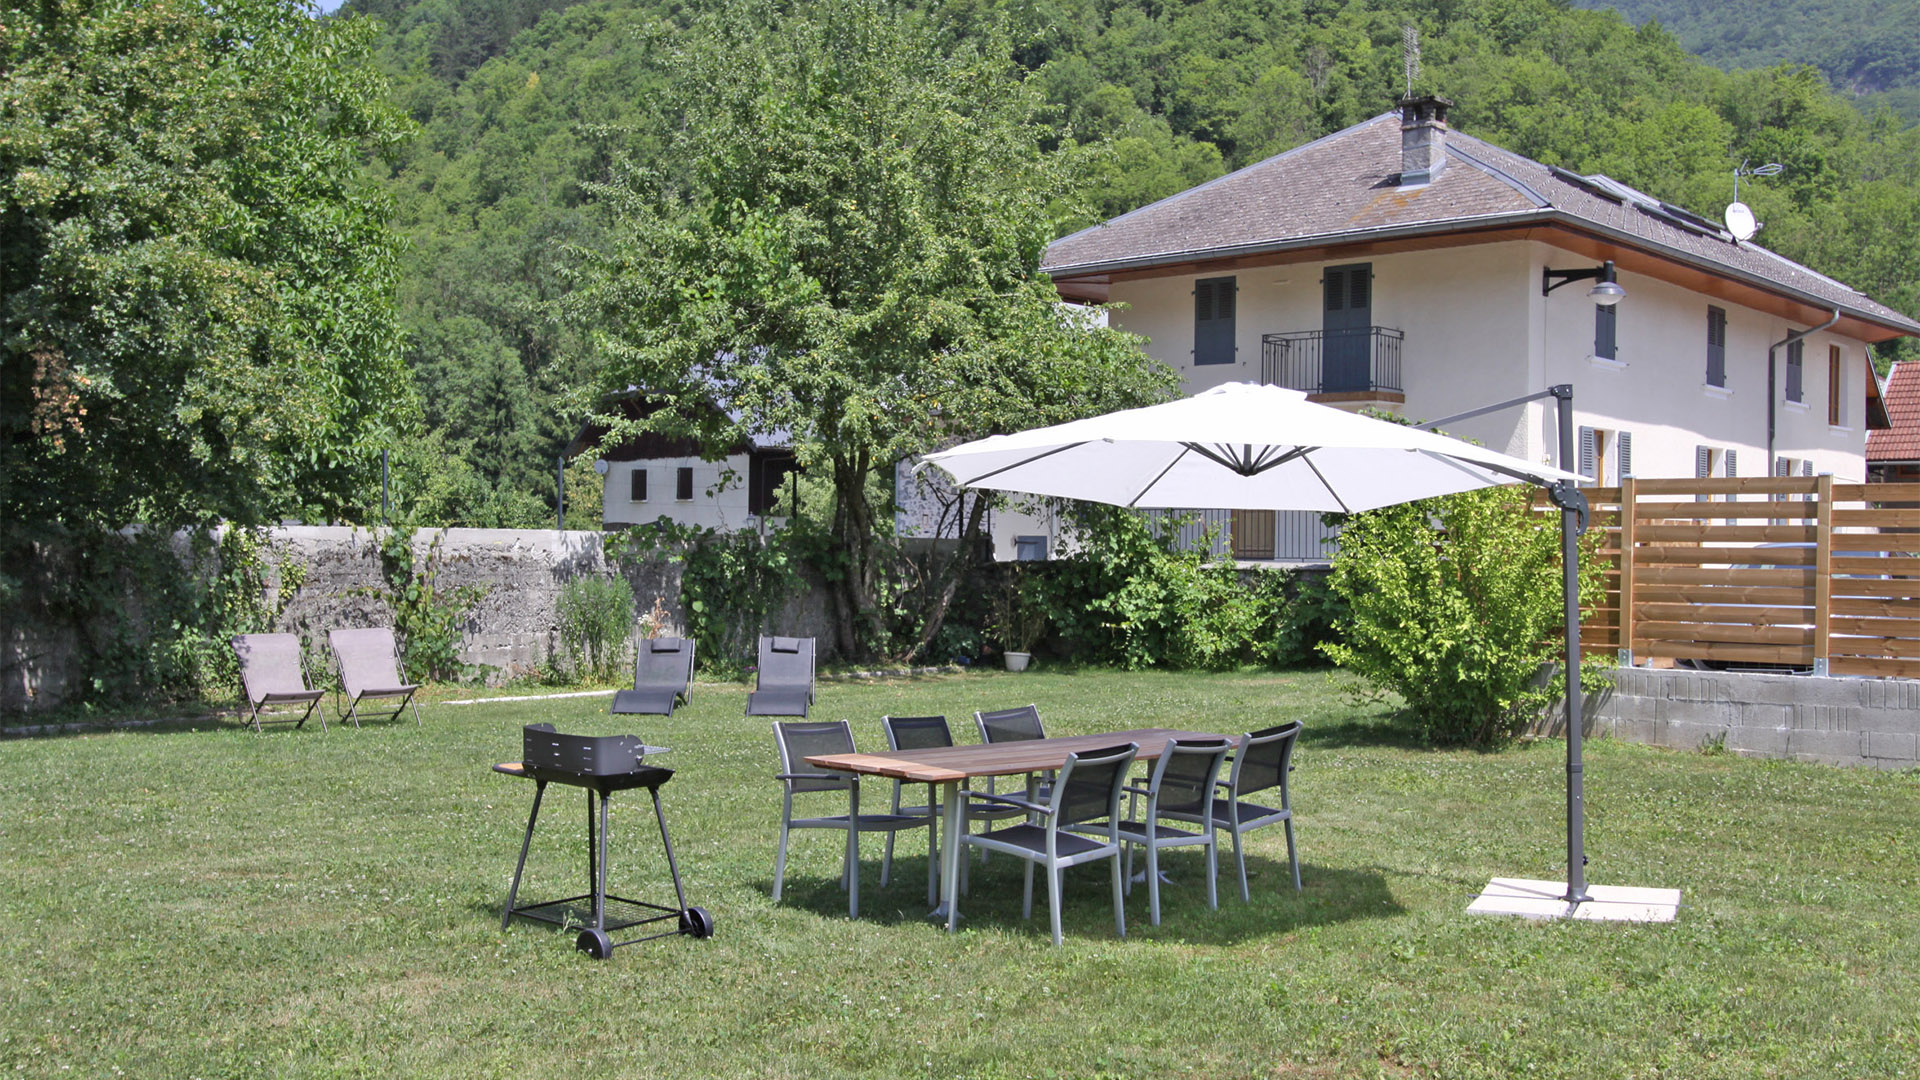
[494,723,714,958]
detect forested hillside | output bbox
[340,0,1920,527]
[1573,0,1920,120]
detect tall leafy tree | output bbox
[570,0,1176,659]
[1,0,414,543]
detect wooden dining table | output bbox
[806,727,1238,931]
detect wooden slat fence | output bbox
[1563,477,1920,678]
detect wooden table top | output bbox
[805,728,1239,784]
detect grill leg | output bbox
[503,780,547,929]
[592,790,611,933]
[650,787,691,913]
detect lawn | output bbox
[3,668,1917,1079]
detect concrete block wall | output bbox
[1581,667,1920,769]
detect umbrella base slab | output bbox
[1467,877,1680,923]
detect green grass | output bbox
[3,668,1917,1078]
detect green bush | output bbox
[557,574,636,682]
[1319,488,1608,746]
[355,525,484,684]
[612,520,801,674]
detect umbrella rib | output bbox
[951,441,1093,487]
[1183,442,1318,477]
[1415,449,1547,487]
[1127,446,1193,508]
[1302,454,1353,514]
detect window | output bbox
[1696,444,1737,501]
[1579,426,1625,485]
[675,466,694,501]
[1828,345,1844,425]
[1193,276,1236,365]
[630,468,647,503]
[1594,303,1617,361]
[1786,339,1804,403]
[1706,307,1727,387]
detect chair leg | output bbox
[881,831,896,888]
[772,821,791,903]
[1022,860,1035,920]
[1285,819,1301,891]
[1204,836,1219,910]
[1233,826,1251,903]
[1145,841,1162,926]
[1047,865,1064,947]
[1110,853,1127,941]
[925,796,939,908]
[846,825,860,919]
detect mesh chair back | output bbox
[232,634,309,701]
[1155,738,1232,815]
[1233,722,1301,800]
[635,636,693,689]
[757,636,815,690]
[329,628,406,694]
[976,705,1044,744]
[1054,743,1138,827]
[774,720,854,793]
[883,715,953,752]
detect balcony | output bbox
[1259,327,1405,403]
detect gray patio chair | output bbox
[975,704,1052,806]
[327,627,422,728]
[878,715,949,904]
[1164,721,1301,900]
[231,633,325,734]
[612,636,695,717]
[772,720,934,919]
[1112,737,1232,925]
[746,636,815,717]
[955,741,1138,946]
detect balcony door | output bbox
[1322,263,1373,392]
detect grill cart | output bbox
[494,724,714,958]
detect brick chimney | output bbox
[1398,94,1452,186]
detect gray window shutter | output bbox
[1695,445,1711,478]
[1706,307,1727,386]
[1594,304,1617,360]
[1802,460,1815,477]
[1786,339,1804,402]
[1617,431,1633,478]
[1774,456,1790,477]
[1578,426,1597,480]
[1194,276,1236,365]
[1725,450,1738,477]
[631,468,647,502]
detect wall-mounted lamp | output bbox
[1542,260,1625,306]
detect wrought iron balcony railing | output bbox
[1259,327,1404,396]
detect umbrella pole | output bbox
[1552,386,1589,905]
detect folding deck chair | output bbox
[327,627,422,727]
[231,633,325,733]
[612,636,695,717]
[745,635,815,717]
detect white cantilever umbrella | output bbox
[923,381,1581,505]
[923,381,1678,922]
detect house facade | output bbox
[569,398,799,533]
[1011,97,1915,560]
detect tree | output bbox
[1,0,414,542]
[569,0,1176,660]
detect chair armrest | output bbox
[775,771,848,783]
[964,790,1051,815]
[1121,783,1154,797]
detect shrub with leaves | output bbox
[557,575,636,682]
[355,526,484,684]
[1319,488,1608,746]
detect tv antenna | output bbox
[1403,26,1420,94]
[1725,159,1782,243]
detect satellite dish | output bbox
[1724,201,1758,242]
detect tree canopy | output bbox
[1,0,414,543]
[567,0,1176,657]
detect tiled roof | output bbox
[1042,112,1920,336]
[1867,362,1920,462]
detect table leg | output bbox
[939,779,963,930]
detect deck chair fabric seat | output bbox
[231,633,325,733]
[328,628,422,728]
[746,636,815,717]
[612,636,695,716]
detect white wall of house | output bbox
[1104,240,1874,485]
[601,454,786,531]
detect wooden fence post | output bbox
[1814,473,1833,676]
[1618,477,1637,666]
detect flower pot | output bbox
[1003,651,1031,672]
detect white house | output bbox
[570,397,799,533]
[992,95,1914,560]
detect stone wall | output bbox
[1572,667,1920,770]
[1,526,837,711]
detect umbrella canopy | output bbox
[922,382,1581,513]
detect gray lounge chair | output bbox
[745,635,814,717]
[612,636,695,717]
[327,627,422,727]
[231,633,325,733]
